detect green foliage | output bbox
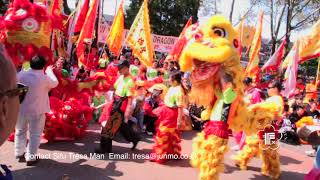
[300,58,319,77]
[125,0,200,36]
[0,0,9,16]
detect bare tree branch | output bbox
[274,3,287,38]
[291,0,312,19]
[292,8,320,29]
[233,2,256,26]
[271,0,274,38]
[229,0,236,23]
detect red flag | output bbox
[76,0,99,69]
[169,17,193,60]
[262,37,286,71]
[51,0,64,30]
[74,0,90,35]
[283,40,300,98]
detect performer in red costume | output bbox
[151,71,186,163]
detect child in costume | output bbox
[130,58,140,78]
[146,61,159,81]
[143,84,168,135]
[95,60,140,153]
[151,71,186,163]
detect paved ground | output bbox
[0,124,314,180]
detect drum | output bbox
[297,125,320,145]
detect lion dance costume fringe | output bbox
[231,98,283,180]
[232,135,281,179]
[190,121,229,180]
[177,14,283,179]
[152,106,181,163]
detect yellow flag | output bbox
[282,20,320,68]
[245,11,263,78]
[241,26,256,48]
[106,0,125,56]
[126,0,154,67]
[236,22,255,49]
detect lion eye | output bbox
[212,27,226,37]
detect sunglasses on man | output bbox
[0,83,28,104]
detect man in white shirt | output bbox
[15,56,58,166]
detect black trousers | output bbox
[100,121,140,152]
[144,115,157,133]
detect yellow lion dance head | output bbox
[179,16,279,134]
[179,16,244,120]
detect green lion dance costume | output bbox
[178,16,283,180]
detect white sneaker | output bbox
[306,150,316,157]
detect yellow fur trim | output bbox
[261,148,281,179]
[229,98,283,136]
[201,109,211,121]
[232,136,281,179]
[231,135,260,170]
[190,133,228,180]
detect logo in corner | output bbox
[258,124,282,150]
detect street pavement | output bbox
[0,124,314,180]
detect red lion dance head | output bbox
[1,0,53,67]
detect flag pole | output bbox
[316,58,320,87]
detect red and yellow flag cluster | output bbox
[106,0,125,57]
[126,0,154,67]
[282,19,320,68]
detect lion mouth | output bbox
[191,59,220,81]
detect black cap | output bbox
[243,77,252,85]
[117,60,130,69]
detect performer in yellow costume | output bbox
[178,15,284,180]
[232,80,284,179]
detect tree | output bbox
[229,0,235,23]
[198,0,221,19]
[300,58,318,77]
[125,0,201,36]
[284,0,320,53]
[251,0,320,54]
[0,0,9,16]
